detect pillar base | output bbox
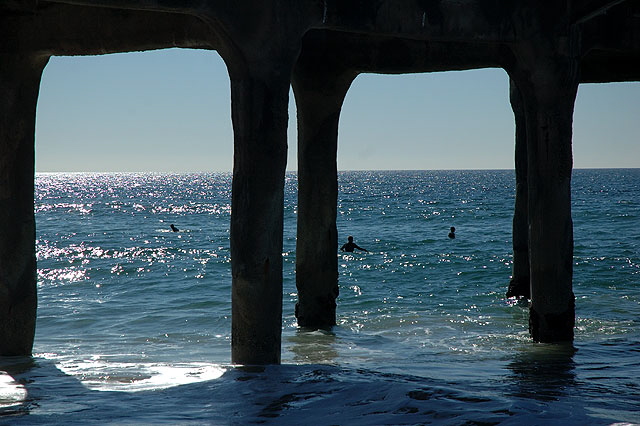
[506,277,530,299]
[529,296,575,343]
[295,284,339,329]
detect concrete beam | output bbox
[1,4,216,55]
[12,1,640,76]
[38,0,205,15]
[37,0,512,43]
[318,0,517,43]
[574,0,631,24]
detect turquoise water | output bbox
[1,169,639,424]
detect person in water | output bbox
[448,226,456,239]
[340,236,368,253]
[170,224,179,232]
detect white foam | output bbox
[0,371,27,408]
[51,355,226,392]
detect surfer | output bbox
[448,226,455,239]
[340,236,368,253]
[170,224,179,232]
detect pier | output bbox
[2,0,639,364]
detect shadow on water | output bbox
[500,343,603,424]
[0,354,529,425]
[0,356,126,423]
[0,345,623,425]
[506,343,578,401]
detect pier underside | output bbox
[2,0,639,363]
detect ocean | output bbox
[1,169,638,425]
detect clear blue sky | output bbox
[35,48,640,172]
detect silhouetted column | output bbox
[292,44,356,328]
[207,0,320,364]
[0,54,48,356]
[506,79,530,299]
[226,48,300,364]
[512,46,579,343]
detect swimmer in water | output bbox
[448,226,455,239]
[170,224,179,232]
[340,236,368,253]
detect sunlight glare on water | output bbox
[0,170,636,424]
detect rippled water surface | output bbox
[1,169,638,425]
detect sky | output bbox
[35,48,640,173]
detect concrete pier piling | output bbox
[504,3,582,342]
[512,51,579,342]
[507,79,531,300]
[0,54,47,356]
[227,58,296,365]
[2,0,638,361]
[292,34,356,329]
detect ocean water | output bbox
[1,169,639,425]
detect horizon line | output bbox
[35,167,639,174]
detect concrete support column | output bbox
[209,0,315,365]
[512,46,579,343]
[0,54,48,356]
[292,44,355,328]
[506,79,530,299]
[226,51,298,364]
